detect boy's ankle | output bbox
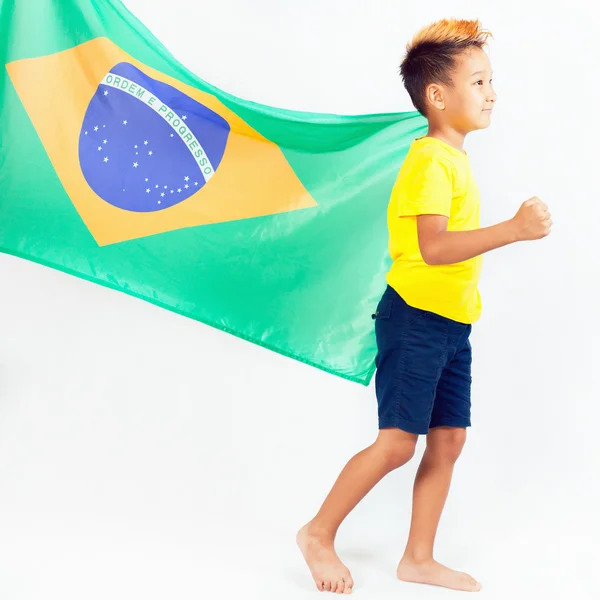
[305,520,337,543]
[401,550,434,565]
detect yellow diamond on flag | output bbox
[7,37,317,246]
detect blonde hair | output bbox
[399,18,494,116]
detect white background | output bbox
[1,1,598,598]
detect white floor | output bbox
[0,460,595,599]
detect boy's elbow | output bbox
[423,255,442,266]
[416,215,449,265]
[419,244,441,265]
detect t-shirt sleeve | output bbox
[395,155,454,218]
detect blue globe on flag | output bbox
[79,62,230,213]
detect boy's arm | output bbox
[417,197,552,266]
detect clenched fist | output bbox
[511,197,552,241]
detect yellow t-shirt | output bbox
[386,136,483,324]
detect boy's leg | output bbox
[397,329,481,592]
[297,427,418,594]
[397,426,480,591]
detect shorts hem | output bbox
[429,421,471,430]
[378,418,429,435]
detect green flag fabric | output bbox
[0,0,427,385]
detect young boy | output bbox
[297,18,552,595]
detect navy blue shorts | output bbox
[372,285,473,435]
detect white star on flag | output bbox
[133,162,138,168]
[144,140,148,145]
[103,139,107,144]
[146,188,150,193]
[182,115,187,120]
[148,151,153,156]
[184,176,189,181]
[94,126,99,131]
[177,188,182,193]
[97,146,102,151]
[123,120,128,125]
[103,90,108,96]
[160,192,165,197]
[103,157,109,163]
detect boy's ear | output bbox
[425,83,446,111]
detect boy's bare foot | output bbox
[296,523,354,594]
[397,556,481,592]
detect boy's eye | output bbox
[475,80,483,85]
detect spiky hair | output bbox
[399,18,493,116]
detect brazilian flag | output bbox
[0,0,426,384]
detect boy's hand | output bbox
[511,197,552,241]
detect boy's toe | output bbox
[462,573,481,591]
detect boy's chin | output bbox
[470,119,492,132]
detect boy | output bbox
[297,18,552,595]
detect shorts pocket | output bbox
[372,291,393,321]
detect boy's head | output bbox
[400,18,497,132]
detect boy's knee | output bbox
[428,427,467,463]
[377,434,418,470]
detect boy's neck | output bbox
[425,126,467,154]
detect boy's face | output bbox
[431,47,497,132]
